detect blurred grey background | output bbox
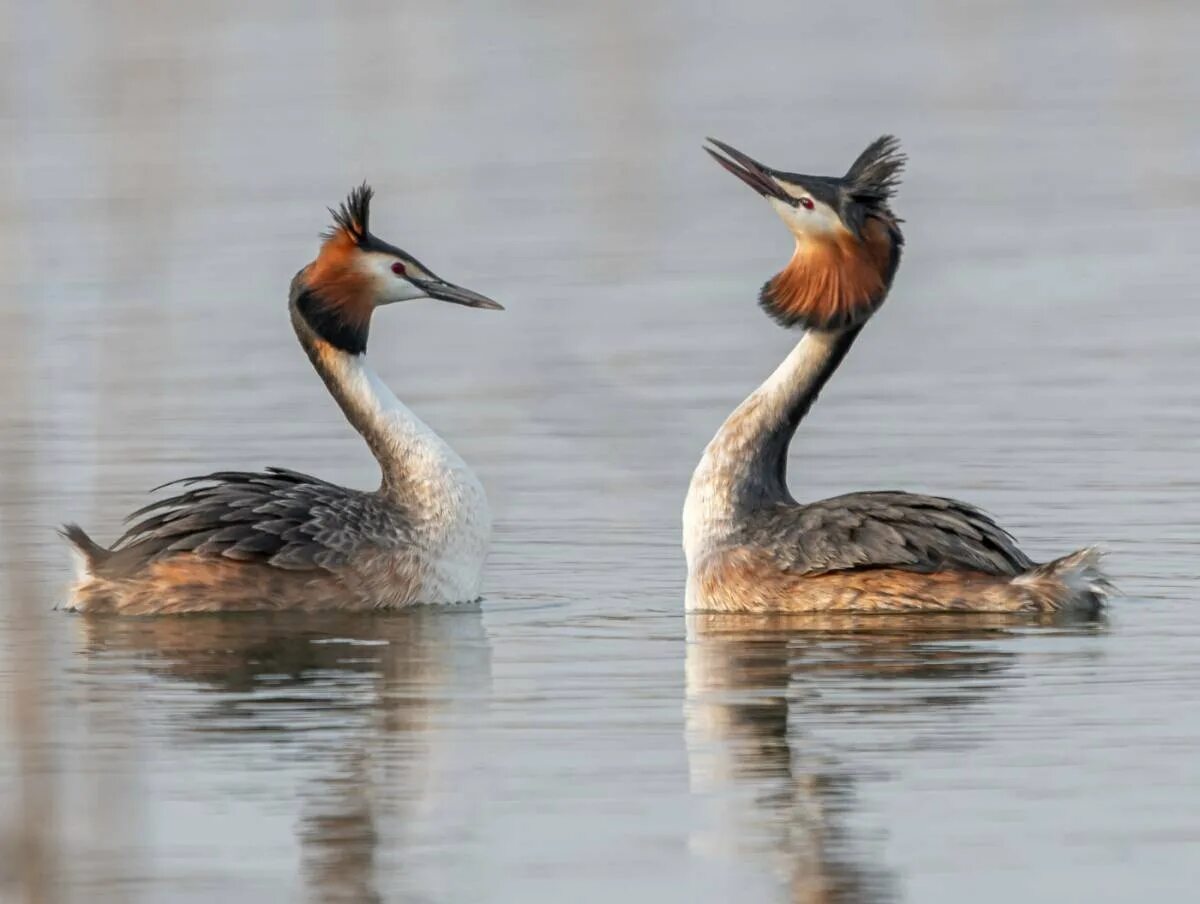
[1,2,1198,903]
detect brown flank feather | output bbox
[695,547,1092,614]
[763,217,896,331]
[65,549,426,615]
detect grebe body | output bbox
[63,186,501,614]
[684,138,1110,615]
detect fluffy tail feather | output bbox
[1014,547,1114,613]
[58,523,110,581]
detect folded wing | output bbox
[98,467,416,577]
[746,491,1033,577]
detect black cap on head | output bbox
[705,135,906,238]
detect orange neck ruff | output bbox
[763,217,897,330]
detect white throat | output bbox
[325,349,492,599]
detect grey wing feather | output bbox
[747,491,1033,577]
[102,467,415,576]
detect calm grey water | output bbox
[2,2,1198,902]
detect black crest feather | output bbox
[323,182,373,245]
[843,136,905,211]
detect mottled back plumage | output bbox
[738,491,1033,577]
[93,467,417,578]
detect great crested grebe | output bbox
[684,136,1111,614]
[62,185,502,614]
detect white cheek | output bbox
[363,256,425,304]
[767,197,840,238]
[383,276,426,303]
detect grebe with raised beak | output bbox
[684,137,1110,614]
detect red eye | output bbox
[798,197,814,210]
[391,261,407,276]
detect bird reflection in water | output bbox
[76,609,492,904]
[684,610,1103,903]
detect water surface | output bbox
[2,2,1199,901]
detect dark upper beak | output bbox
[704,138,790,202]
[417,278,504,310]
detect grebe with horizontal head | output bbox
[683,137,1111,614]
[62,185,502,614]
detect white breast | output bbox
[417,464,492,603]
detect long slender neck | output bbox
[694,326,861,509]
[288,297,467,502]
[685,217,898,570]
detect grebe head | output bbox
[704,136,905,331]
[293,184,501,354]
